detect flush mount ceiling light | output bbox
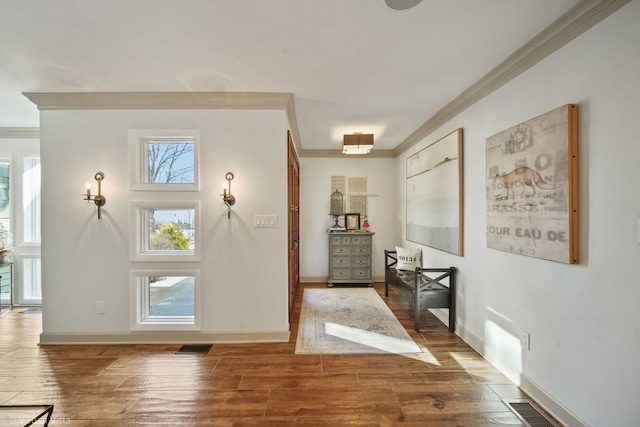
[342,134,374,155]
[385,0,423,10]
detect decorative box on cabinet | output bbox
[327,232,374,287]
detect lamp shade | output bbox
[342,134,373,155]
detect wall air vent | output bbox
[507,402,557,427]
[177,344,212,354]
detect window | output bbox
[0,162,9,218]
[20,257,41,301]
[130,271,200,331]
[129,130,199,191]
[130,201,200,261]
[144,208,195,253]
[23,157,41,243]
[145,139,194,184]
[129,129,200,330]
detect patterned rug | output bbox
[295,288,422,354]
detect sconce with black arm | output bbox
[221,172,235,218]
[83,171,106,219]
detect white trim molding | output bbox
[39,330,291,345]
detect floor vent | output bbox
[177,344,212,354]
[508,402,556,427]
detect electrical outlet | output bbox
[519,329,530,350]
[96,301,106,314]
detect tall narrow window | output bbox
[0,162,9,219]
[23,157,41,243]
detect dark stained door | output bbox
[287,131,300,319]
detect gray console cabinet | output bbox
[327,232,374,286]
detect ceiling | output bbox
[0,0,623,156]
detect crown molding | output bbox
[22,91,294,111]
[21,91,303,152]
[0,127,40,138]
[393,0,631,157]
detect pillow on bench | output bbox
[395,246,422,271]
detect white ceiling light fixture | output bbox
[343,134,374,155]
[384,0,423,11]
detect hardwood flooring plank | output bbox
[0,374,129,392]
[265,387,400,417]
[213,354,322,374]
[357,370,477,387]
[103,354,219,376]
[238,373,360,389]
[126,389,270,418]
[116,373,243,391]
[320,353,434,374]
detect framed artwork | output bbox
[485,104,578,264]
[345,213,361,231]
[349,195,367,218]
[406,128,463,255]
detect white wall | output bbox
[299,157,397,281]
[39,109,291,342]
[393,3,640,426]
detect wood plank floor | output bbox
[0,283,552,426]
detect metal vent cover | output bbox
[508,402,557,427]
[177,344,212,354]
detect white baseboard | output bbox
[40,329,290,345]
[454,322,587,427]
[300,276,385,283]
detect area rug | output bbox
[295,288,422,354]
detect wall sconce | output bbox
[221,172,235,218]
[83,171,106,219]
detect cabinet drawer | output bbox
[352,268,371,279]
[331,246,350,256]
[351,246,370,255]
[330,235,352,245]
[0,265,12,286]
[332,257,351,267]
[352,256,370,267]
[350,236,371,245]
[330,235,343,245]
[331,268,351,279]
[340,236,352,245]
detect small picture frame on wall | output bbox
[345,213,361,231]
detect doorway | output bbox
[287,131,300,319]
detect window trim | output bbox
[128,129,200,191]
[130,270,201,331]
[130,200,200,262]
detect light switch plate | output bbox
[254,214,277,228]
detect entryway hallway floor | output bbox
[0,282,560,426]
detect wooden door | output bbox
[287,131,300,318]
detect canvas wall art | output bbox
[485,104,578,264]
[406,128,463,255]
